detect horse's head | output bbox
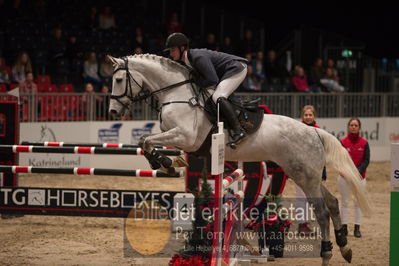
[107,54,195,120]
[107,55,144,119]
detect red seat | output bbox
[38,84,58,93]
[37,75,51,85]
[0,84,7,92]
[9,83,18,91]
[59,84,75,93]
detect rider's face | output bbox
[169,47,182,61]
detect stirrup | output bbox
[227,132,246,149]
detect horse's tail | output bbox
[316,128,372,217]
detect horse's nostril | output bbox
[109,109,117,115]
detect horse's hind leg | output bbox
[321,184,352,263]
[299,181,332,266]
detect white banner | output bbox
[317,117,399,161]
[20,121,162,169]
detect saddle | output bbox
[204,96,264,135]
[192,95,265,156]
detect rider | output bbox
[164,32,248,146]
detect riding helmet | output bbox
[164,33,189,52]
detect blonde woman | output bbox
[12,52,33,83]
[296,105,327,233]
[338,118,370,238]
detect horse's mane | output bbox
[125,54,188,73]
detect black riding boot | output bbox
[217,97,246,147]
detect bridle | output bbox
[110,57,193,112]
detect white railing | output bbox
[1,92,398,122]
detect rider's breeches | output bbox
[338,176,366,225]
[212,63,247,103]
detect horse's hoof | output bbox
[321,251,332,266]
[172,156,188,167]
[167,167,176,175]
[340,246,352,263]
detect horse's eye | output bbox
[116,78,122,83]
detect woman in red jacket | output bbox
[338,118,370,238]
[296,105,321,234]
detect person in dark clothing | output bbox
[264,50,289,81]
[309,57,325,91]
[65,35,84,64]
[164,32,248,147]
[338,118,370,238]
[202,33,219,51]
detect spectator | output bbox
[98,6,116,30]
[220,36,235,55]
[326,58,340,80]
[99,56,113,87]
[131,27,147,52]
[19,71,37,94]
[48,27,66,62]
[82,82,102,120]
[0,57,11,85]
[165,12,183,35]
[65,35,84,64]
[133,47,143,55]
[251,51,266,83]
[203,33,219,51]
[12,51,33,83]
[309,58,325,91]
[240,65,261,92]
[296,105,319,233]
[97,84,110,120]
[338,118,370,238]
[19,71,38,121]
[238,29,258,57]
[295,105,327,233]
[244,52,252,63]
[320,68,345,92]
[264,50,289,81]
[291,65,311,92]
[86,6,99,31]
[83,51,101,87]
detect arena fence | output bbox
[1,92,398,121]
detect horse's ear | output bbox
[107,55,124,67]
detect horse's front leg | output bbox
[140,127,190,170]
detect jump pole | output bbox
[21,141,168,149]
[210,121,225,266]
[0,145,182,156]
[390,143,399,266]
[0,165,183,178]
